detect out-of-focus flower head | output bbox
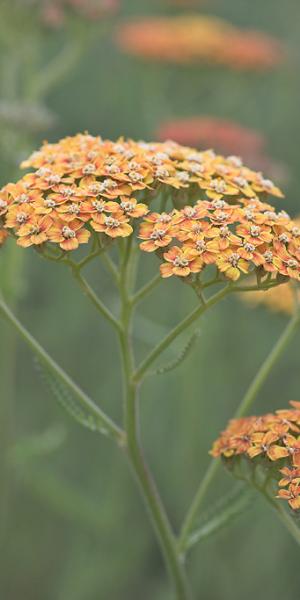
[242,282,300,316]
[1,132,299,289]
[156,116,287,180]
[116,15,284,70]
[210,402,300,511]
[31,0,119,28]
[157,117,265,161]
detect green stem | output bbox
[179,310,300,552]
[133,284,232,383]
[118,243,192,600]
[0,295,123,445]
[26,38,85,101]
[258,484,300,547]
[235,310,300,416]
[71,268,121,332]
[131,273,162,306]
[268,499,300,546]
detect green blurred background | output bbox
[0,1,300,598]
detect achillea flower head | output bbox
[116,16,284,70]
[1,132,299,287]
[210,402,300,511]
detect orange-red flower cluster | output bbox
[116,16,284,70]
[210,402,300,510]
[1,133,299,287]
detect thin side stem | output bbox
[133,284,232,383]
[130,273,162,306]
[100,252,120,284]
[0,295,123,445]
[71,268,121,332]
[118,242,192,600]
[268,499,300,546]
[26,38,84,101]
[179,310,300,552]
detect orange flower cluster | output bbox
[139,198,300,282]
[1,133,299,285]
[116,16,284,70]
[210,402,300,510]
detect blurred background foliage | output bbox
[0,0,300,598]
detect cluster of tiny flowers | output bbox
[138,197,300,283]
[116,16,284,70]
[210,402,300,510]
[0,134,288,254]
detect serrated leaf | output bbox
[149,329,201,377]
[186,484,253,550]
[35,358,109,435]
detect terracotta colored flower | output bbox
[247,431,289,461]
[277,483,300,510]
[91,211,133,238]
[16,215,53,248]
[216,250,249,281]
[278,467,300,487]
[160,246,203,278]
[47,219,91,250]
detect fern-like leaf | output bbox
[149,329,201,377]
[35,358,109,434]
[185,484,253,550]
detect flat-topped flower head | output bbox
[1,133,288,257]
[210,402,300,511]
[116,16,284,70]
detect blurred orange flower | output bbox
[116,16,284,70]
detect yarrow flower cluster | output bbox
[1,132,299,284]
[116,16,284,70]
[139,196,300,282]
[210,402,300,510]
